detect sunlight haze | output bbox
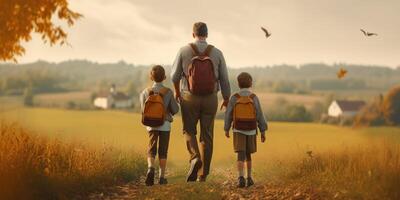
[20,0,400,68]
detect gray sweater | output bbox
[140,82,179,122]
[171,40,231,100]
[224,88,268,133]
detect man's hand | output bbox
[220,99,229,111]
[175,92,183,104]
[261,132,266,143]
[225,131,230,138]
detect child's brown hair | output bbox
[237,72,253,88]
[150,65,166,83]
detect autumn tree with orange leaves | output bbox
[0,0,81,62]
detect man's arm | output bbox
[218,51,231,109]
[171,48,184,102]
[168,90,180,115]
[224,96,235,133]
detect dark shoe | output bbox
[238,176,246,188]
[145,167,155,186]
[198,175,207,182]
[186,158,202,182]
[247,177,254,187]
[159,177,168,185]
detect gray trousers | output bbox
[181,92,218,177]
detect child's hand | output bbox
[175,92,183,104]
[261,132,266,143]
[225,131,230,138]
[220,99,229,111]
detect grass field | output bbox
[1,108,399,168]
[35,91,92,107]
[1,108,400,199]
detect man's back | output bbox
[171,40,230,100]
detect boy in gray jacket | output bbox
[224,72,268,188]
[140,65,179,186]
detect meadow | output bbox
[1,107,399,199]
[1,108,399,165]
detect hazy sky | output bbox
[20,0,400,68]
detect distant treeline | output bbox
[1,60,399,96]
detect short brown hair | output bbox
[193,22,208,37]
[150,65,165,82]
[237,72,253,88]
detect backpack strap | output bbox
[147,87,154,95]
[147,87,169,97]
[158,87,169,97]
[234,93,256,99]
[204,45,214,56]
[189,43,200,56]
[189,43,214,56]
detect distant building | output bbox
[328,100,366,118]
[93,85,133,109]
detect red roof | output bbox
[336,100,366,112]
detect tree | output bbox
[382,85,400,125]
[286,105,313,122]
[126,81,138,97]
[23,87,34,107]
[0,0,81,62]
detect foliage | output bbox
[354,95,385,126]
[0,0,81,61]
[0,69,67,95]
[266,98,313,122]
[382,85,400,125]
[355,85,400,126]
[0,123,146,199]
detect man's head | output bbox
[237,72,253,89]
[192,22,208,39]
[150,65,166,83]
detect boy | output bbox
[140,65,179,186]
[224,72,268,188]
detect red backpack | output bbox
[186,44,216,95]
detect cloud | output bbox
[19,0,400,67]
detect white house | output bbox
[328,100,366,118]
[94,85,133,109]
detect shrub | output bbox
[0,123,146,200]
[382,85,400,125]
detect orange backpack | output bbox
[186,44,216,95]
[233,93,257,130]
[142,87,169,127]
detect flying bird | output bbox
[261,27,271,38]
[337,68,348,79]
[360,29,378,37]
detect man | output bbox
[171,22,231,182]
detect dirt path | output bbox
[86,167,328,200]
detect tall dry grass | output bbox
[0,122,146,200]
[283,142,400,199]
